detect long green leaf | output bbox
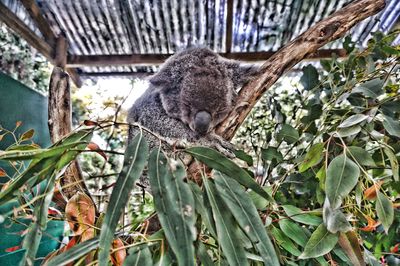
[0,129,93,205]
[203,177,248,266]
[20,171,57,266]
[123,245,153,266]
[270,226,301,256]
[299,143,324,172]
[214,173,279,265]
[279,219,308,247]
[383,147,399,182]
[148,149,196,266]
[0,141,87,161]
[98,132,148,266]
[47,237,100,266]
[299,224,339,259]
[282,205,322,226]
[186,147,273,202]
[189,181,217,237]
[325,154,360,206]
[375,192,394,234]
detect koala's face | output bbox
[179,66,235,136]
[150,47,258,137]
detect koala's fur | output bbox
[127,47,258,179]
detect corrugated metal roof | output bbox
[1,0,399,77]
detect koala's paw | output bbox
[204,134,236,158]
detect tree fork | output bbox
[216,0,386,140]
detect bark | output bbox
[48,67,91,206]
[216,0,386,140]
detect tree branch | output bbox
[216,0,385,140]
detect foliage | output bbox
[0,31,399,265]
[0,23,50,93]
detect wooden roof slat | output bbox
[225,0,234,53]
[66,49,347,68]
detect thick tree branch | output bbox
[216,0,385,140]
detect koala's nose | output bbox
[194,111,211,135]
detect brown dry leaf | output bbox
[87,142,108,160]
[20,129,35,141]
[360,215,381,232]
[65,193,96,235]
[83,120,98,126]
[363,181,384,200]
[110,238,127,266]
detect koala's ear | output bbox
[149,70,173,87]
[224,60,260,88]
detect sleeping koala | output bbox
[127,47,258,158]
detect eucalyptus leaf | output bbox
[186,147,273,202]
[299,143,324,172]
[338,114,368,128]
[300,64,319,90]
[261,147,283,163]
[337,125,361,137]
[384,147,399,182]
[123,245,153,266]
[382,115,400,138]
[299,224,339,259]
[271,226,301,256]
[47,237,100,266]
[376,192,394,234]
[278,219,308,247]
[346,146,376,167]
[203,178,249,266]
[323,198,352,234]
[214,173,279,265]
[325,155,360,207]
[98,132,148,266]
[282,205,322,226]
[148,149,196,266]
[276,124,300,144]
[351,78,384,98]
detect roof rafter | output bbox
[66,49,347,67]
[0,1,82,87]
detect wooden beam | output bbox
[0,2,82,87]
[66,49,347,67]
[80,71,152,78]
[0,1,52,59]
[225,0,234,53]
[20,0,56,47]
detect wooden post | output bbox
[48,67,91,202]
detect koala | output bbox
[127,47,258,166]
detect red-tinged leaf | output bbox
[20,129,35,141]
[16,121,22,128]
[390,243,399,253]
[0,167,7,177]
[359,215,380,232]
[84,120,98,126]
[48,207,62,216]
[87,142,107,160]
[66,193,96,235]
[110,238,126,266]
[65,236,79,251]
[363,181,384,200]
[5,245,21,252]
[0,134,5,141]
